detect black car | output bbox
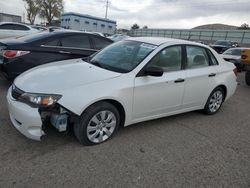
[210,40,238,54]
[0,31,113,80]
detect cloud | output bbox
[0,0,249,29]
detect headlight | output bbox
[19,93,62,107]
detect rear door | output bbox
[182,45,218,109]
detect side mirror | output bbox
[144,66,164,77]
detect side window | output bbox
[186,46,209,69]
[13,24,30,31]
[147,46,182,72]
[44,39,60,46]
[0,24,14,30]
[60,35,91,49]
[207,49,218,65]
[91,36,112,50]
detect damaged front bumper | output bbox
[7,87,45,141]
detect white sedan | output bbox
[7,37,237,145]
[0,22,40,39]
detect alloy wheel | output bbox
[87,110,117,143]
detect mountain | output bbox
[193,23,237,30]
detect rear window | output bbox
[0,24,14,30]
[214,41,231,46]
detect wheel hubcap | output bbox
[209,91,223,113]
[87,110,117,143]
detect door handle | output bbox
[59,50,71,54]
[208,73,216,77]
[174,78,185,83]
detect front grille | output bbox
[11,85,24,100]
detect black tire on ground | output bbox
[74,101,120,145]
[245,71,250,86]
[204,87,225,115]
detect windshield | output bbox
[88,40,157,73]
[214,41,230,46]
[223,48,242,56]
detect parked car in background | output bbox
[0,31,113,80]
[7,37,237,145]
[210,40,238,54]
[31,25,47,31]
[91,32,105,37]
[108,34,129,42]
[0,22,40,39]
[221,47,249,71]
[241,48,250,85]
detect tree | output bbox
[131,24,140,30]
[143,25,148,29]
[37,0,64,26]
[23,0,39,24]
[238,23,249,30]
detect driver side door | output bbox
[133,45,186,121]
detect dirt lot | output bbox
[0,73,249,188]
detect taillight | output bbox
[233,68,238,76]
[3,50,30,58]
[241,55,247,60]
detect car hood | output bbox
[14,58,122,93]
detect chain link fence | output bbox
[128,29,250,47]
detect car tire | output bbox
[204,87,225,115]
[74,102,120,145]
[245,71,250,86]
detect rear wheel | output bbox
[245,71,250,86]
[204,87,225,115]
[74,102,120,145]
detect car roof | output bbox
[125,37,203,46]
[51,30,100,35]
[0,22,31,27]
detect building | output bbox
[0,13,21,23]
[61,12,116,35]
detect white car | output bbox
[7,37,237,145]
[221,47,250,71]
[0,22,40,39]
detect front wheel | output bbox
[74,102,120,145]
[204,87,225,115]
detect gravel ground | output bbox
[0,73,249,188]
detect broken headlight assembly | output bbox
[19,93,62,108]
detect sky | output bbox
[0,0,249,29]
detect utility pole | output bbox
[105,0,109,19]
